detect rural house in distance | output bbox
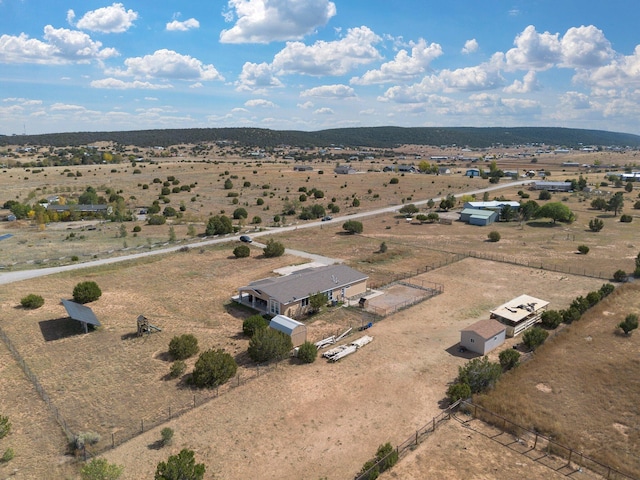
[235,264,368,317]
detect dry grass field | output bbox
[0,147,639,479]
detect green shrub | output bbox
[376,442,398,472]
[1,448,14,463]
[20,294,44,309]
[72,281,102,304]
[586,290,601,306]
[342,220,363,234]
[148,214,167,225]
[613,269,628,282]
[191,349,237,388]
[389,177,399,184]
[618,314,639,336]
[358,459,379,480]
[168,334,199,360]
[0,415,11,439]
[577,245,589,255]
[242,314,268,337]
[561,307,581,324]
[233,245,250,258]
[522,327,549,351]
[457,356,502,394]
[499,349,520,370]
[263,239,285,258]
[81,457,124,480]
[297,341,317,363]
[599,283,615,297]
[169,360,186,379]
[446,382,472,402]
[160,427,174,446]
[540,310,562,329]
[487,231,501,242]
[133,225,141,233]
[589,218,604,232]
[538,190,551,200]
[73,431,100,450]
[248,328,293,362]
[620,214,633,223]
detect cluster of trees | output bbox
[242,314,317,364]
[542,283,615,327]
[590,192,625,216]
[79,447,206,480]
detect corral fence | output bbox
[464,250,612,280]
[0,325,74,441]
[354,400,461,480]
[86,356,289,457]
[362,281,444,318]
[456,400,638,480]
[367,253,466,290]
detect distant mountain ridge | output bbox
[2,126,639,149]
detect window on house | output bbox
[301,298,309,307]
[470,338,474,343]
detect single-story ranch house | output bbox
[490,294,549,337]
[460,319,506,355]
[235,264,368,317]
[532,181,572,192]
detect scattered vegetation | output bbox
[242,314,268,337]
[80,458,124,480]
[263,239,285,258]
[155,448,206,480]
[169,360,186,379]
[577,245,590,255]
[589,218,604,232]
[168,334,199,360]
[233,244,250,258]
[522,326,549,351]
[342,220,363,234]
[20,293,44,309]
[618,314,638,336]
[487,231,501,242]
[447,357,501,402]
[248,328,293,363]
[191,349,238,388]
[358,442,398,480]
[160,427,174,447]
[297,341,318,364]
[498,349,520,371]
[72,281,102,304]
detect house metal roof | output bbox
[465,201,520,209]
[270,315,305,335]
[61,299,101,326]
[240,264,368,305]
[461,319,505,339]
[460,208,496,219]
[490,294,549,323]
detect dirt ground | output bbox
[96,258,603,480]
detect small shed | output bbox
[459,208,497,226]
[465,168,481,177]
[61,299,101,334]
[460,319,506,355]
[269,314,307,347]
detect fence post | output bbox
[237,374,241,386]
[415,430,419,445]
[533,433,538,449]
[432,417,436,431]
[112,433,115,447]
[168,406,171,419]
[141,419,144,433]
[193,395,196,408]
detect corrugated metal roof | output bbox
[240,264,368,305]
[61,299,101,326]
[461,319,505,339]
[460,208,496,218]
[465,201,520,209]
[269,315,305,335]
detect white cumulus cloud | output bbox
[313,107,334,115]
[166,18,200,32]
[220,0,337,44]
[462,39,478,54]
[503,70,539,93]
[245,98,277,108]
[0,27,118,64]
[300,84,355,98]
[90,78,173,89]
[351,38,443,85]
[73,3,138,33]
[111,49,224,81]
[236,62,283,91]
[272,26,382,76]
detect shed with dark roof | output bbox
[460,319,506,355]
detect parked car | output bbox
[239,235,252,243]
[321,216,332,221]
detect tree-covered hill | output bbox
[2,126,639,149]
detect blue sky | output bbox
[1,0,639,136]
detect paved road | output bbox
[0,179,531,286]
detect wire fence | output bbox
[85,357,288,457]
[0,325,74,442]
[456,400,638,480]
[354,400,460,480]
